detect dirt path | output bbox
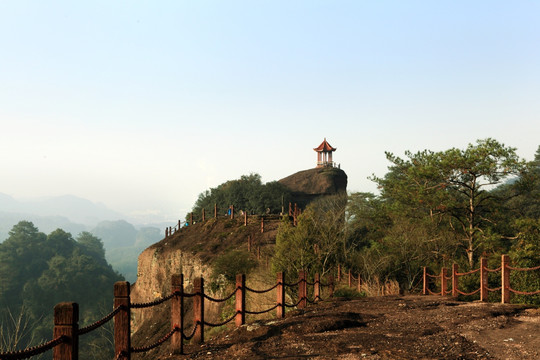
[170,295,540,359]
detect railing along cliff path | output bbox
[0,270,336,360]
[423,254,540,303]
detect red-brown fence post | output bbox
[114,281,130,360]
[440,268,447,296]
[423,267,427,295]
[357,273,362,293]
[165,227,169,237]
[261,217,264,233]
[480,257,488,302]
[169,226,172,235]
[288,202,292,216]
[501,254,511,304]
[193,278,204,343]
[244,211,248,226]
[235,274,245,327]
[276,272,285,318]
[202,208,206,222]
[53,302,78,360]
[171,274,183,355]
[214,204,217,218]
[314,273,321,302]
[452,263,459,297]
[230,205,234,219]
[298,270,307,309]
[348,269,352,288]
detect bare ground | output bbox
[166,295,540,360]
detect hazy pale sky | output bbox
[1,1,539,223]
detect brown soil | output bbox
[158,295,540,360]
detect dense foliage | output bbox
[273,140,540,304]
[0,221,124,358]
[189,173,291,221]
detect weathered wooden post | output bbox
[357,273,362,293]
[501,254,511,304]
[171,274,183,355]
[53,302,79,360]
[193,278,204,343]
[178,220,181,230]
[480,257,488,302]
[202,208,206,222]
[314,273,320,302]
[452,264,459,297]
[288,202,292,216]
[235,274,246,327]
[244,211,248,226]
[230,205,234,219]
[114,281,130,360]
[276,272,285,318]
[165,227,169,237]
[440,268,447,296]
[169,226,172,235]
[423,267,428,295]
[348,269,352,288]
[298,270,307,309]
[214,204,217,218]
[261,217,264,233]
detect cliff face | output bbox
[278,167,348,208]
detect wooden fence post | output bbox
[114,281,130,360]
[165,227,169,237]
[230,205,234,219]
[452,263,459,297]
[214,204,217,218]
[348,269,352,288]
[288,202,292,216]
[423,267,427,295]
[314,273,320,302]
[53,302,78,360]
[202,208,206,222]
[244,211,248,226]
[276,272,285,318]
[171,274,183,355]
[235,274,246,327]
[357,273,362,293]
[178,220,181,230]
[440,268,447,296]
[480,257,487,301]
[298,270,307,309]
[261,217,264,233]
[193,278,204,343]
[501,254,510,304]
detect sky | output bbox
[1,1,539,224]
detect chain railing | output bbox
[423,254,540,303]
[0,270,333,360]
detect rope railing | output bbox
[1,269,333,360]
[78,305,123,335]
[130,327,179,353]
[423,254,540,304]
[0,335,67,360]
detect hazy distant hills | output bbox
[0,193,124,224]
[0,193,166,282]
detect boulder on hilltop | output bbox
[278,167,347,209]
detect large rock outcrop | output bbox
[278,167,348,208]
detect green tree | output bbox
[373,139,526,268]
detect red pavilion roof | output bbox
[313,138,336,152]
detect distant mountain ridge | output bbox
[0,193,124,225]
